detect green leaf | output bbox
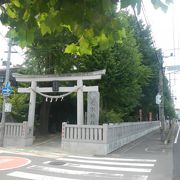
[11,0,21,8]
[26,29,34,44]
[6,29,17,39]
[40,23,51,36]
[97,33,109,50]
[23,9,30,21]
[6,6,16,18]
[19,40,27,48]
[64,43,79,54]
[61,24,72,32]
[151,0,168,12]
[121,0,140,9]
[84,28,94,39]
[79,36,92,55]
[121,0,141,13]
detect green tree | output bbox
[75,13,151,122]
[0,91,29,122]
[128,16,159,120]
[128,16,176,120]
[0,0,172,55]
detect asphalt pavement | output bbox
[0,127,178,180]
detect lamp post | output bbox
[0,40,12,146]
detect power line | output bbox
[0,32,25,61]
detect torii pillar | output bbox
[27,81,37,131]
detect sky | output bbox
[0,0,180,109]
[0,24,24,66]
[142,0,180,109]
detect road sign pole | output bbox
[0,40,12,146]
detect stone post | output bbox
[87,91,99,125]
[77,80,84,125]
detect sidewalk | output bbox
[108,129,174,180]
[0,133,66,158]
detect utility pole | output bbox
[0,40,12,146]
[158,51,165,142]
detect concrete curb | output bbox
[164,123,176,145]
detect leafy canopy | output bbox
[0,0,172,55]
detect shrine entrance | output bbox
[13,70,105,143]
[47,96,77,134]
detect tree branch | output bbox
[0,0,9,5]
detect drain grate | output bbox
[49,161,66,166]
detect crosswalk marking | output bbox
[27,165,124,177]
[68,155,157,163]
[8,171,80,180]
[7,155,157,180]
[57,157,154,167]
[63,163,152,173]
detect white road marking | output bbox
[57,157,154,167]
[63,163,152,173]
[7,171,80,180]
[67,155,157,163]
[174,126,180,144]
[127,175,148,180]
[43,161,52,164]
[27,165,124,177]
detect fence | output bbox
[0,121,33,146]
[61,121,160,155]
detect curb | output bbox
[164,122,176,145]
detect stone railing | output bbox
[0,121,33,146]
[62,123,104,142]
[106,121,160,153]
[3,122,26,137]
[61,121,160,155]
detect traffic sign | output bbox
[2,87,12,95]
[1,81,12,95]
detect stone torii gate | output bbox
[13,70,105,134]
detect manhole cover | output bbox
[49,161,66,166]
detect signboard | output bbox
[166,65,180,72]
[5,103,12,112]
[156,93,161,105]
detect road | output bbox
[173,122,180,180]
[0,152,158,180]
[0,129,174,180]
